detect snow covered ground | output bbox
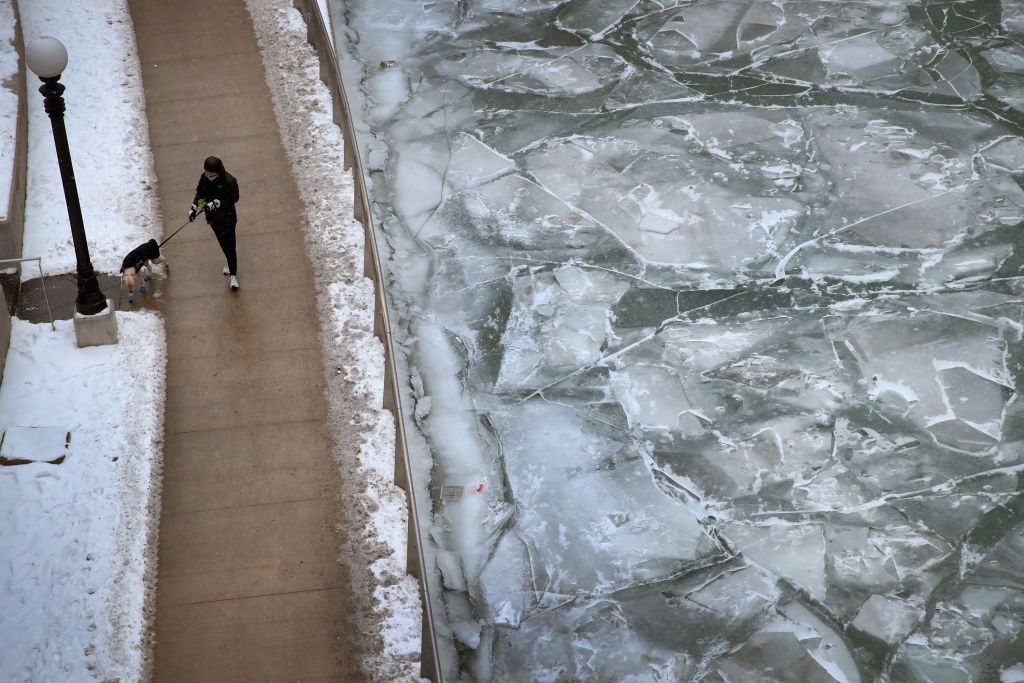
[0,0,164,680]
[0,316,164,680]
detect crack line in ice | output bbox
[773,178,983,281]
[413,91,455,238]
[729,20,909,78]
[633,52,711,98]
[751,462,1024,517]
[537,393,629,432]
[514,290,753,404]
[544,258,671,292]
[479,42,592,89]
[809,281,1024,321]
[517,169,652,263]
[933,359,1012,389]
[450,269,536,294]
[443,255,659,293]
[966,101,1024,133]
[940,15,991,37]
[932,50,975,103]
[583,2,643,41]
[710,78,811,99]
[615,1,681,31]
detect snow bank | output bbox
[0,314,164,681]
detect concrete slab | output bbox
[161,421,332,514]
[141,53,268,103]
[164,347,326,433]
[132,31,256,65]
[163,293,323,361]
[132,0,250,25]
[14,273,126,323]
[154,137,290,173]
[154,588,360,681]
[156,496,340,605]
[130,23,255,63]
[146,93,278,148]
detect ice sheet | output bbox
[329,0,1024,677]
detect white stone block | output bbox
[73,299,118,347]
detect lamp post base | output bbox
[73,299,118,347]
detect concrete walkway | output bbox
[126,0,363,679]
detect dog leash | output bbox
[159,205,208,248]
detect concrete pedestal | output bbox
[73,299,118,347]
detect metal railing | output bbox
[0,257,55,331]
[290,1,443,680]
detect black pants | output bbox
[211,220,237,275]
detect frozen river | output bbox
[326,0,1024,679]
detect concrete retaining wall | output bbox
[0,0,26,262]
[0,0,27,387]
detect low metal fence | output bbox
[0,257,55,331]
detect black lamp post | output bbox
[26,37,107,316]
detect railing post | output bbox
[393,424,408,490]
[332,84,345,128]
[407,496,421,579]
[354,182,365,224]
[383,350,397,412]
[343,131,354,170]
[420,606,438,681]
[373,301,386,343]
[319,53,330,87]
[364,224,376,280]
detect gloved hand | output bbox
[207,199,221,212]
[188,204,198,222]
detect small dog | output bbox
[121,238,168,303]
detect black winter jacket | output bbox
[193,170,240,228]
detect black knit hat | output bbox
[204,156,225,173]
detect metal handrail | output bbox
[291,1,444,680]
[0,257,55,331]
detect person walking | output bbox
[189,156,241,290]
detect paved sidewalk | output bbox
[126,0,364,679]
